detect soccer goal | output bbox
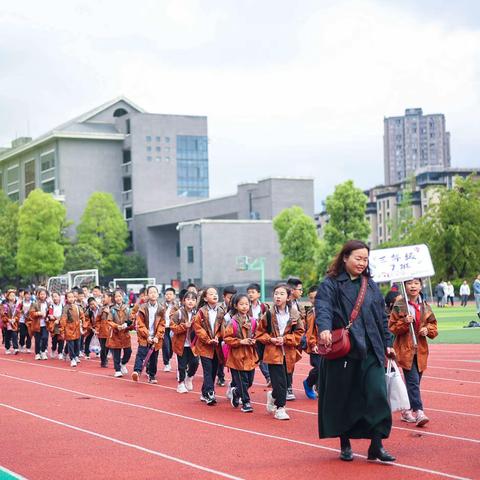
[111,278,156,294]
[47,269,99,294]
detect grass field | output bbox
[429,304,480,344]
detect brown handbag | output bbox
[318,275,368,360]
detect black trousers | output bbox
[67,339,80,360]
[133,345,159,379]
[306,353,322,388]
[51,334,65,354]
[34,327,49,354]
[200,353,219,397]
[19,323,31,349]
[177,347,199,382]
[5,330,19,350]
[84,332,94,355]
[268,359,289,408]
[99,337,109,366]
[162,328,173,365]
[112,347,132,372]
[1,327,6,345]
[231,369,255,403]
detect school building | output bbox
[0,97,315,287]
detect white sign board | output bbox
[369,244,435,283]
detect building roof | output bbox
[0,96,143,163]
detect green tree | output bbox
[102,252,148,281]
[273,207,320,286]
[17,189,67,282]
[64,243,102,272]
[319,180,370,274]
[0,191,19,285]
[76,192,128,274]
[408,175,480,280]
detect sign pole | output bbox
[399,280,418,350]
[259,257,265,303]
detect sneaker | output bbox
[79,351,85,358]
[26,349,32,353]
[241,402,253,413]
[131,371,139,382]
[95,352,100,357]
[41,352,48,360]
[266,379,272,387]
[200,395,208,402]
[14,349,19,355]
[177,382,188,393]
[230,387,240,408]
[35,354,41,360]
[266,391,276,413]
[163,363,172,372]
[19,347,25,353]
[303,379,316,400]
[401,409,417,423]
[85,355,90,360]
[415,410,429,427]
[70,359,77,367]
[75,356,80,363]
[148,377,158,384]
[120,364,128,375]
[286,387,296,401]
[114,371,123,378]
[274,407,290,420]
[185,376,194,391]
[226,384,233,399]
[216,378,226,387]
[5,350,11,355]
[58,353,64,360]
[206,391,217,405]
[50,352,56,359]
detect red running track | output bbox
[0,344,479,480]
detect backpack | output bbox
[222,316,257,361]
[256,310,272,362]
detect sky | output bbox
[1,0,479,209]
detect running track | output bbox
[0,344,479,480]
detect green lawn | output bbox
[429,305,480,344]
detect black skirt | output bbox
[318,350,392,439]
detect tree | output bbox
[64,243,102,272]
[0,191,19,285]
[273,207,320,286]
[76,193,128,275]
[102,252,148,282]
[408,175,480,280]
[319,180,370,274]
[17,189,67,282]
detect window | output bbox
[176,135,209,197]
[146,146,152,152]
[24,159,36,197]
[147,156,152,162]
[126,119,131,134]
[155,157,161,162]
[165,136,170,143]
[146,136,152,142]
[124,206,132,220]
[155,136,161,142]
[187,246,194,263]
[42,179,55,194]
[123,177,132,191]
[40,150,56,193]
[123,150,131,164]
[164,146,170,153]
[40,151,55,172]
[155,146,161,152]
[176,241,180,258]
[7,164,20,200]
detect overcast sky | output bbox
[1,0,479,209]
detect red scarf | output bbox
[408,301,421,332]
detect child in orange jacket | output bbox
[2,289,19,355]
[60,291,85,368]
[224,294,259,413]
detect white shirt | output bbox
[251,303,261,320]
[39,302,47,327]
[20,300,32,323]
[208,306,217,335]
[165,302,174,328]
[276,308,289,336]
[184,311,193,347]
[460,284,470,296]
[53,303,63,320]
[148,302,158,337]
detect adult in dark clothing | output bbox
[315,240,396,463]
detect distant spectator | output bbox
[434,281,445,308]
[459,281,470,307]
[473,275,480,319]
[446,282,455,307]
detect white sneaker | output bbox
[177,382,188,393]
[120,364,128,375]
[163,363,172,372]
[14,349,19,355]
[70,359,77,367]
[266,391,276,413]
[200,395,208,402]
[58,353,64,360]
[185,376,194,391]
[85,355,90,360]
[79,351,85,358]
[226,384,233,399]
[26,349,32,353]
[114,371,123,378]
[35,354,41,360]
[5,350,11,355]
[19,347,25,353]
[75,356,80,363]
[274,407,290,420]
[41,352,48,360]
[415,410,430,427]
[50,352,57,359]
[286,388,296,401]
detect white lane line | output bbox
[423,375,480,385]
[0,380,473,480]
[1,372,480,466]
[427,366,480,373]
[422,389,480,399]
[0,402,243,480]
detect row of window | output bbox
[146,135,170,143]
[146,156,171,163]
[146,146,170,153]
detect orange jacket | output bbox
[27,301,51,335]
[255,307,304,373]
[106,304,134,349]
[223,315,259,371]
[96,306,113,339]
[304,306,318,354]
[135,302,165,351]
[170,307,196,356]
[60,304,84,341]
[1,303,20,332]
[389,298,438,372]
[192,305,225,359]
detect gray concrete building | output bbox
[384,108,451,185]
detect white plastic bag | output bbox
[385,359,410,412]
[90,334,101,354]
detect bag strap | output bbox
[348,275,368,328]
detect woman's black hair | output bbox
[197,286,217,309]
[327,239,371,278]
[229,293,250,317]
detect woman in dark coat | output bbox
[315,240,396,462]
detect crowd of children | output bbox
[1,275,437,427]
